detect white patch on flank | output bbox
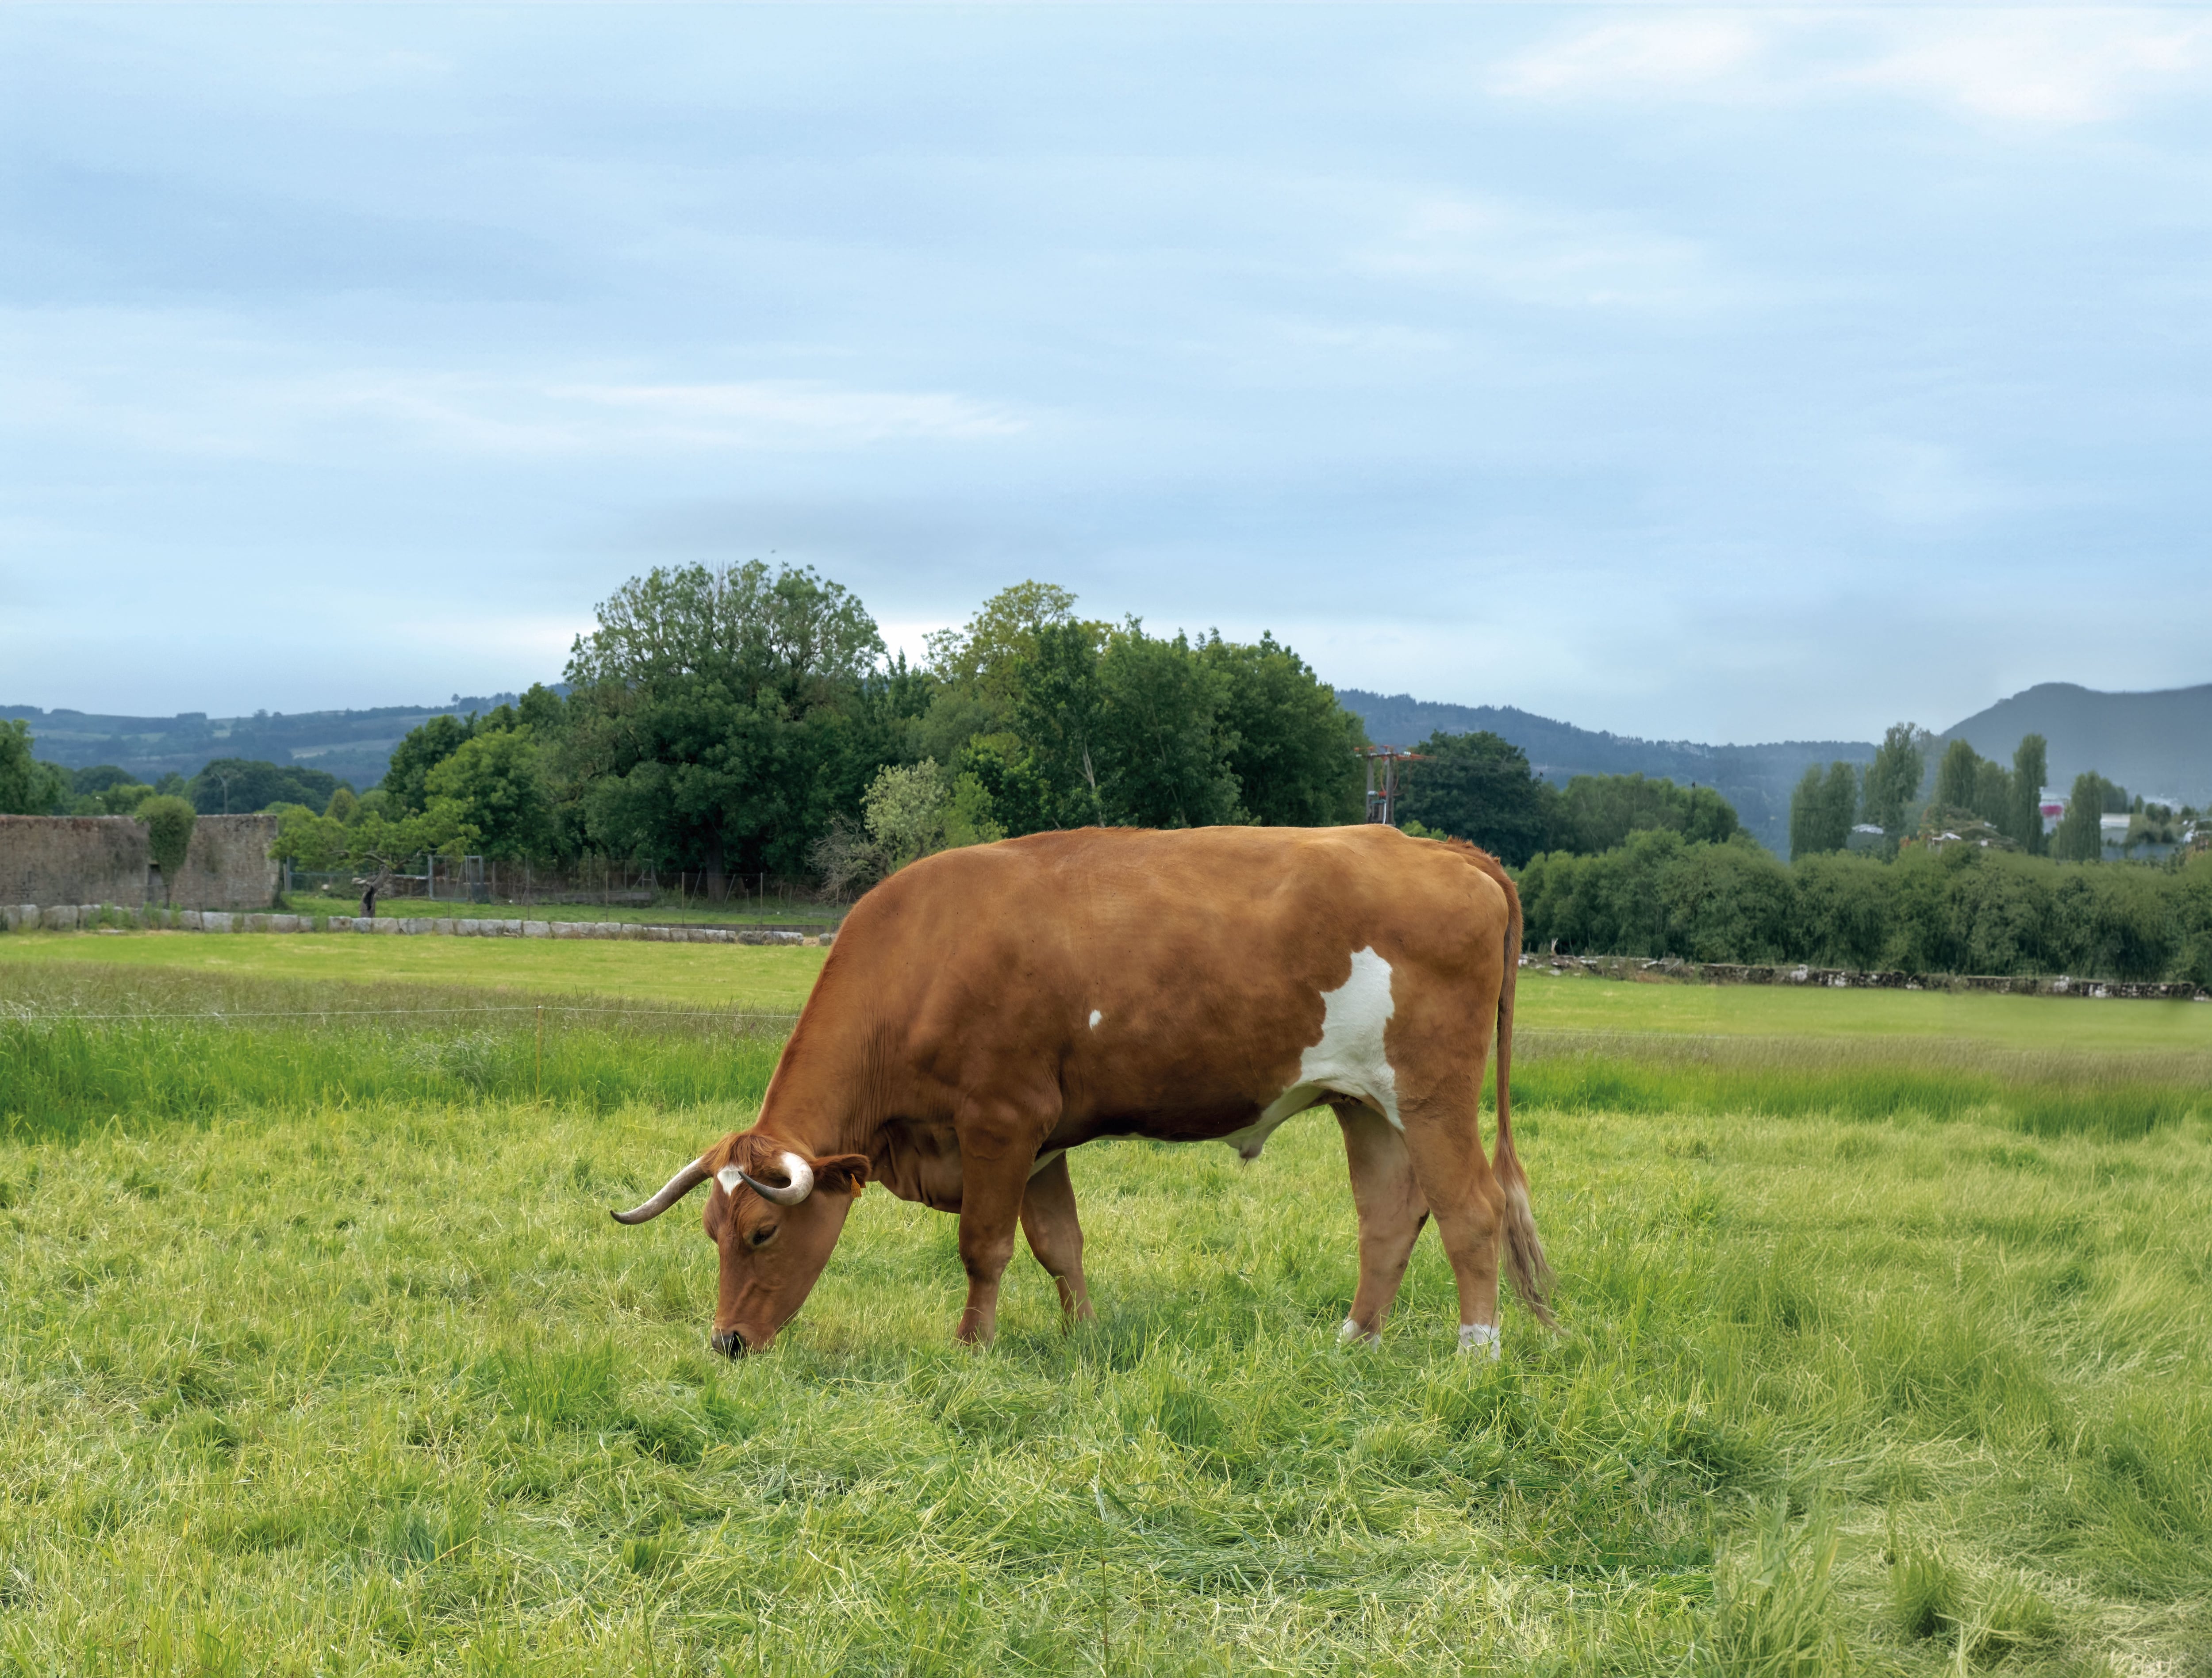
[1459,1322,1501,1360]
[715,1165,745,1194]
[1088,1010,1102,1030]
[1221,946,1401,1160]
[1028,1148,1066,1180]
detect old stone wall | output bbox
[0,814,278,910]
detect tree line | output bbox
[253,568,1380,890]
[1520,829,2212,985]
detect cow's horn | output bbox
[738,1150,815,1207]
[610,1160,711,1225]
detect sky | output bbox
[4,5,2210,744]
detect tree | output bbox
[1859,723,1924,836]
[561,561,887,889]
[924,581,1081,703]
[1092,623,1241,829]
[1789,761,1856,858]
[381,715,473,812]
[1396,730,1557,866]
[423,727,554,859]
[1198,632,1367,826]
[1933,739,1981,817]
[189,758,342,816]
[1003,619,1110,830]
[0,720,70,814]
[2051,771,2110,862]
[1555,772,1741,855]
[137,795,196,901]
[2011,734,2049,854]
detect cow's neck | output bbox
[753,996,890,1158]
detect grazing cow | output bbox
[613,824,1551,1357]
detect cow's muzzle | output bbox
[711,1327,752,1358]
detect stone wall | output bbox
[0,814,279,910]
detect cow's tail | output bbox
[1481,852,1555,1328]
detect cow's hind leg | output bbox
[1020,1152,1094,1326]
[1336,1103,1428,1345]
[1396,1092,1508,1357]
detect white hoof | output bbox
[1339,1317,1381,1347]
[1458,1322,1501,1359]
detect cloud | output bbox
[1492,11,2212,127]
[1847,17,2208,125]
[1492,16,1767,100]
[1351,192,1743,311]
[324,375,1028,455]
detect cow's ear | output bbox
[811,1153,871,1199]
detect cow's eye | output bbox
[748,1224,777,1247]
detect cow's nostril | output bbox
[711,1327,749,1358]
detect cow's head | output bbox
[611,1131,870,1356]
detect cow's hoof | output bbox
[1457,1322,1501,1359]
[1338,1318,1381,1348]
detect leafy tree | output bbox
[1198,632,1367,826]
[0,720,70,814]
[1859,723,1924,836]
[267,803,352,871]
[1396,730,1557,866]
[1554,772,1739,855]
[561,561,886,887]
[2051,770,2127,862]
[136,795,197,901]
[1789,761,1857,858]
[189,758,342,816]
[73,765,137,796]
[2011,734,2049,854]
[1002,619,1110,830]
[381,714,474,813]
[1932,739,1981,817]
[1093,623,1241,828]
[423,727,554,860]
[925,581,1082,704]
[1972,758,2013,828]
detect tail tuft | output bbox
[1500,1180,1555,1330]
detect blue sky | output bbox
[5,5,2209,743]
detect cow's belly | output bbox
[1068,945,1404,1160]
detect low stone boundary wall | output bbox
[1523,951,2205,1002]
[0,904,827,946]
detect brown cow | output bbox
[613,824,1552,1356]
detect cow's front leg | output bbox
[1020,1152,1093,1326]
[953,1122,1038,1345]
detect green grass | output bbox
[0,927,829,1011]
[1513,965,2212,1051]
[12,928,2212,1052]
[278,889,844,929]
[1,961,2208,1673]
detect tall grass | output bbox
[0,966,786,1142]
[1504,1029,2212,1141]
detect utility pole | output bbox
[1358,746,1425,826]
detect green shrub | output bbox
[138,795,197,898]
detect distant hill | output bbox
[1336,691,1874,855]
[1,694,526,791]
[1939,682,2212,807]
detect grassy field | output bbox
[1,951,2208,1674]
[0,927,828,1013]
[278,890,844,930]
[8,924,2212,1050]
